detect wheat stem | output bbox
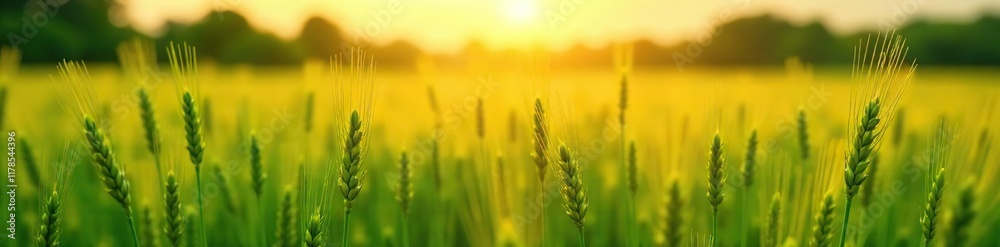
[531,98,549,246]
[838,198,854,247]
[127,215,142,247]
[397,151,412,247]
[249,134,268,246]
[707,133,726,247]
[339,110,367,246]
[840,99,883,247]
[195,173,207,247]
[342,212,352,247]
[740,130,757,247]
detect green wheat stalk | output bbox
[35,144,77,247]
[812,192,836,247]
[664,179,684,247]
[274,187,297,247]
[839,98,882,247]
[138,88,163,180]
[766,193,781,247]
[57,60,140,246]
[838,31,914,247]
[141,204,161,247]
[707,133,726,247]
[531,97,549,246]
[921,168,945,247]
[304,207,327,247]
[168,41,208,247]
[396,151,412,247]
[740,130,757,247]
[332,48,377,247]
[619,73,637,247]
[36,190,62,247]
[250,133,268,246]
[84,114,141,246]
[339,110,367,247]
[798,109,810,160]
[18,137,41,188]
[163,171,184,247]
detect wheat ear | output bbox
[627,141,638,195]
[180,89,208,247]
[765,193,781,247]
[839,31,913,247]
[35,191,62,247]
[946,181,976,247]
[811,192,836,247]
[169,41,205,247]
[798,109,810,160]
[304,207,327,247]
[141,204,161,247]
[742,130,757,188]
[557,144,589,247]
[163,171,184,247]
[664,179,684,247]
[18,137,41,188]
[530,98,549,246]
[339,110,367,247]
[249,133,268,246]
[707,133,726,246]
[921,168,945,246]
[138,89,161,159]
[274,187,297,247]
[861,155,879,207]
[396,151,412,247]
[83,115,141,246]
[250,134,267,196]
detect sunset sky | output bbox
[117,0,1000,54]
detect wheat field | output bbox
[2,41,1000,247]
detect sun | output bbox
[505,0,540,25]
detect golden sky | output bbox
[118,0,1000,54]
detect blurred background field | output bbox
[3,62,999,246]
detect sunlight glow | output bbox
[505,0,539,25]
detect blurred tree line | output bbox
[3,0,999,66]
